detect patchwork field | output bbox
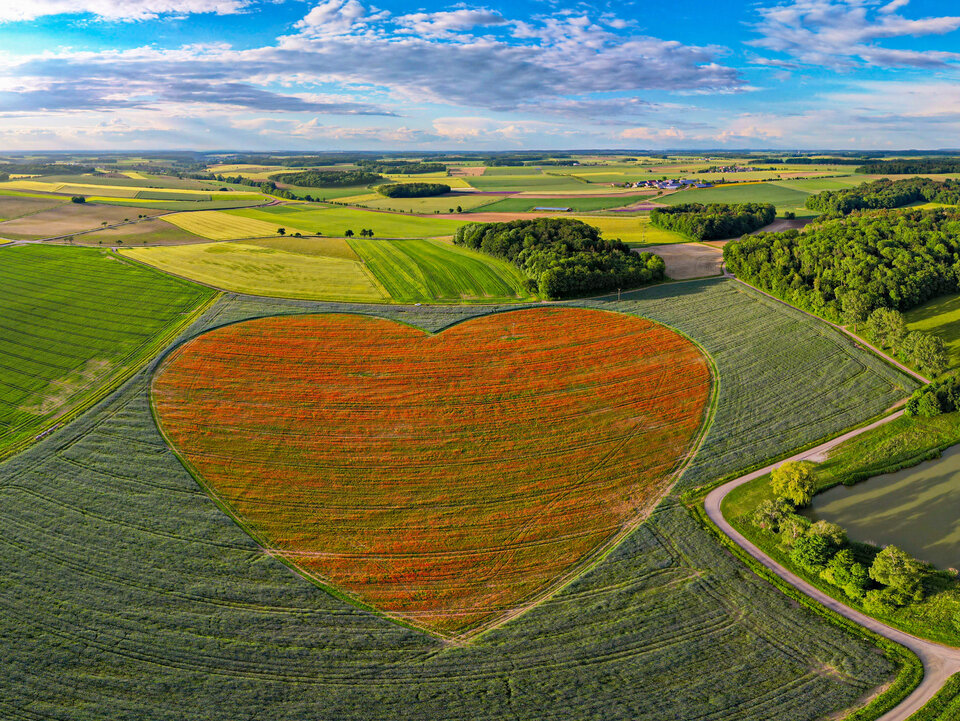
[660,183,816,216]
[0,280,909,719]
[160,209,309,240]
[0,203,165,239]
[350,192,497,213]
[228,204,466,238]
[124,236,534,304]
[0,244,214,457]
[153,309,712,633]
[475,195,648,213]
[123,238,388,302]
[0,193,67,221]
[74,219,209,246]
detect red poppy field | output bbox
[152,308,711,635]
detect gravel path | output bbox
[705,412,960,720]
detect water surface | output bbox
[805,445,960,570]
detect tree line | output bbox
[749,461,928,614]
[723,208,960,321]
[453,218,664,299]
[805,177,960,215]
[376,182,451,198]
[649,203,776,240]
[855,158,960,174]
[357,160,446,174]
[270,170,384,188]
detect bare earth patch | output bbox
[639,243,723,280]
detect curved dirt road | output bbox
[705,412,960,720]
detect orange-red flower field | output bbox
[152,308,711,635]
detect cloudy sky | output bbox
[1,0,960,150]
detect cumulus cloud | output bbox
[750,0,960,68]
[619,126,685,142]
[395,9,506,37]
[0,0,250,22]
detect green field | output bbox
[475,194,645,213]
[0,244,214,457]
[352,193,497,213]
[0,279,909,720]
[123,237,388,302]
[349,238,535,302]
[123,236,532,303]
[161,209,310,240]
[466,172,591,192]
[660,183,816,216]
[228,204,466,238]
[905,292,960,369]
[574,215,688,245]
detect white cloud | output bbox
[395,9,505,37]
[294,0,387,38]
[0,0,250,22]
[619,126,685,142]
[750,0,960,68]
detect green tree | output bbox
[778,514,810,549]
[277,227,286,236]
[807,520,846,547]
[821,549,869,599]
[344,229,354,238]
[914,333,947,376]
[771,461,816,506]
[865,307,907,350]
[869,546,925,602]
[790,534,833,572]
[751,497,793,532]
[841,293,870,328]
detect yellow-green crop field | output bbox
[228,204,467,238]
[573,215,688,245]
[160,210,310,240]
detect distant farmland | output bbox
[152,309,712,634]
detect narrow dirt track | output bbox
[705,413,960,720]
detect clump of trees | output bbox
[453,218,664,299]
[649,203,775,240]
[376,182,451,198]
[271,170,384,188]
[357,160,446,174]
[805,177,960,215]
[905,376,960,417]
[861,308,947,376]
[856,159,960,175]
[723,209,960,321]
[751,461,928,611]
[71,195,86,204]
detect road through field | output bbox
[705,414,960,720]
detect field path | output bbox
[705,413,960,720]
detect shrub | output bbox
[790,534,833,572]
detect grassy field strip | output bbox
[0,244,215,458]
[227,204,466,238]
[348,238,535,303]
[572,215,688,245]
[160,210,310,240]
[122,240,388,302]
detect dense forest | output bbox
[376,182,451,198]
[270,170,384,187]
[649,203,776,240]
[722,208,960,322]
[805,177,960,215]
[855,158,960,174]
[357,160,446,174]
[453,218,664,298]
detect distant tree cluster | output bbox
[358,160,446,174]
[723,209,960,321]
[751,461,927,611]
[905,376,960,417]
[376,182,451,198]
[748,157,867,166]
[855,158,960,174]
[271,170,384,187]
[0,163,94,176]
[805,177,960,215]
[453,218,664,299]
[649,203,776,240]
[216,175,296,199]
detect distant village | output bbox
[631,178,714,190]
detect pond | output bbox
[804,444,960,571]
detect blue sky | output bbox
[1,0,960,150]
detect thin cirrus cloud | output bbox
[750,0,960,68]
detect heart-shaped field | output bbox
[153,308,711,636]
